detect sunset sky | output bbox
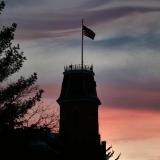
[1,0,160,160]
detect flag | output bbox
[83,25,95,40]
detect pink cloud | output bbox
[99,107,160,143]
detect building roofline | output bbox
[63,64,94,75]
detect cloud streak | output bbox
[1,0,160,40]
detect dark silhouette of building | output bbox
[57,64,106,160]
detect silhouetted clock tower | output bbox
[57,64,106,160]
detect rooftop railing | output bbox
[64,64,93,72]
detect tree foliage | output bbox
[106,145,121,160]
[0,1,43,131]
[0,1,4,13]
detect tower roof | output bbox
[57,64,101,105]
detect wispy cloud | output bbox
[93,33,160,50]
[1,0,160,40]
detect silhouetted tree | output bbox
[0,1,4,12]
[0,1,43,132]
[0,2,61,158]
[21,104,59,131]
[106,145,121,160]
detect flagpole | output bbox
[81,19,84,69]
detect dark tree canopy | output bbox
[0,1,4,13]
[0,3,61,158]
[0,0,43,131]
